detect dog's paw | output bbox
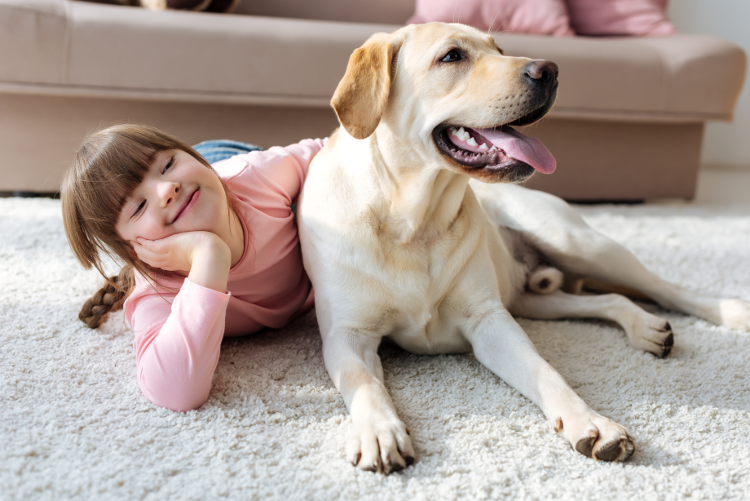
[555,413,635,462]
[626,313,674,358]
[346,417,415,474]
[719,298,750,332]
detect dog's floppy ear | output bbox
[331,32,403,140]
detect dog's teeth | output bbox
[457,127,469,140]
[479,143,488,150]
[467,137,478,146]
[490,145,498,151]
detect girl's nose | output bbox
[157,181,180,207]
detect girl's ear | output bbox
[331,31,405,140]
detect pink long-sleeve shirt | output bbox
[123,139,325,411]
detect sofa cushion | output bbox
[0,0,745,123]
[407,0,575,37]
[566,0,676,37]
[232,0,414,25]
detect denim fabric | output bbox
[192,139,263,165]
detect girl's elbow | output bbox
[138,369,211,412]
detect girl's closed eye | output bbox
[132,200,146,219]
[163,156,175,174]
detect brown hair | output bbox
[62,124,233,328]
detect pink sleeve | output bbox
[251,138,326,203]
[126,279,230,412]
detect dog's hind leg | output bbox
[475,183,750,331]
[510,290,674,357]
[539,226,750,332]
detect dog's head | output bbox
[332,22,558,183]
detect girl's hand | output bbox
[132,231,220,274]
[132,232,231,293]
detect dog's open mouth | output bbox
[433,119,557,175]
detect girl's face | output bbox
[116,149,229,244]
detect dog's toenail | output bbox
[594,440,623,462]
[575,436,596,458]
[659,332,674,357]
[390,462,405,473]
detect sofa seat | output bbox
[0,0,746,200]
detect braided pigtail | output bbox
[79,265,135,329]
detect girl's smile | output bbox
[172,188,200,224]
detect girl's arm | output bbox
[126,233,232,411]
[244,138,327,204]
[283,138,327,188]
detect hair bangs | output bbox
[81,135,155,234]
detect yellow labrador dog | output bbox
[298,22,750,473]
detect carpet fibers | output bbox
[1,198,749,500]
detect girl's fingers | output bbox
[135,238,171,255]
[131,242,165,266]
[136,238,159,251]
[132,237,188,272]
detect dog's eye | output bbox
[441,49,462,63]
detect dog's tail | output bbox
[527,266,564,294]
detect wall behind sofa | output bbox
[669,0,750,171]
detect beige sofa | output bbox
[0,0,745,200]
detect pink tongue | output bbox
[476,126,556,174]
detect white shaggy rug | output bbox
[2,197,750,501]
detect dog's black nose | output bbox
[524,60,558,87]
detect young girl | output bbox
[62,124,326,412]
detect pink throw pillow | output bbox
[565,0,677,36]
[408,0,575,37]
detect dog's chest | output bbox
[374,236,487,355]
[387,304,473,354]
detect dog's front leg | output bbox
[463,307,635,461]
[323,328,415,473]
